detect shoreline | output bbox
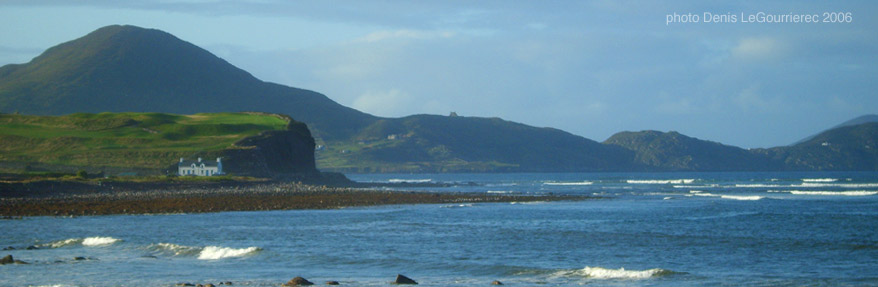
[0,180,587,217]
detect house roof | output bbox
[179,160,219,167]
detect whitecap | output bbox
[82,237,120,246]
[556,266,674,279]
[197,246,261,260]
[42,238,82,248]
[543,181,593,186]
[788,190,877,196]
[486,190,517,194]
[799,183,878,188]
[388,179,431,183]
[720,195,764,201]
[150,243,201,256]
[802,178,838,182]
[735,184,785,188]
[440,203,475,208]
[627,179,694,184]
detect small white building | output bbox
[178,157,223,176]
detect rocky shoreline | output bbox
[0,179,586,216]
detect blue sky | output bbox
[1,1,875,148]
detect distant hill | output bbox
[603,130,778,171]
[762,122,878,171]
[793,114,878,145]
[322,115,634,172]
[0,112,316,176]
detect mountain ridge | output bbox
[0,25,875,172]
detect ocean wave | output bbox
[627,179,694,184]
[486,190,517,194]
[82,237,121,246]
[41,237,121,248]
[690,191,763,200]
[771,190,878,196]
[543,181,593,186]
[388,178,431,183]
[197,246,261,260]
[556,266,674,279]
[799,183,878,188]
[149,243,261,259]
[440,203,475,208]
[673,184,718,189]
[802,178,838,182]
[735,184,785,188]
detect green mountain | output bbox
[0,25,634,172]
[793,114,878,145]
[762,122,878,171]
[0,112,316,176]
[603,130,778,171]
[0,25,374,141]
[322,115,634,172]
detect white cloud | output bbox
[731,37,784,60]
[352,89,414,117]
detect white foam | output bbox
[197,246,261,260]
[691,191,763,200]
[627,179,694,184]
[82,237,120,246]
[543,181,593,186]
[388,178,431,183]
[735,184,785,188]
[674,184,718,189]
[720,195,764,201]
[43,238,81,248]
[440,203,475,208]
[151,243,201,256]
[799,183,878,188]
[787,190,877,196]
[802,178,838,182]
[486,190,517,194]
[560,266,673,279]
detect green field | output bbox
[0,112,288,173]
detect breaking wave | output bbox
[802,178,838,182]
[198,246,261,260]
[543,181,593,186]
[770,190,877,196]
[799,183,878,188]
[41,237,121,248]
[388,179,431,183]
[149,243,261,260]
[556,266,675,279]
[627,179,694,184]
[690,191,763,201]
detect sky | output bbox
[1,1,876,148]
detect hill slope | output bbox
[321,115,634,172]
[0,25,375,141]
[793,114,878,145]
[763,122,878,171]
[603,130,778,171]
[0,112,316,175]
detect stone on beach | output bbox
[325,281,340,285]
[284,276,314,286]
[0,255,13,264]
[491,280,504,285]
[393,274,418,285]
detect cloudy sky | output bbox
[1,1,875,148]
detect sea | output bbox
[2,172,877,287]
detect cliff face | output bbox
[221,117,317,176]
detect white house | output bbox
[178,157,223,176]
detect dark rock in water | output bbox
[393,274,418,285]
[284,276,314,286]
[325,281,340,285]
[3,246,14,250]
[491,280,503,285]
[204,284,216,287]
[219,282,233,285]
[13,260,28,264]
[74,256,87,261]
[1,255,13,264]
[174,283,194,287]
[25,245,38,250]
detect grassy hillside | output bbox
[0,112,289,173]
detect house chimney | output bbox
[198,157,202,162]
[180,158,184,163]
[216,157,221,163]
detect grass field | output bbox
[0,112,288,173]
